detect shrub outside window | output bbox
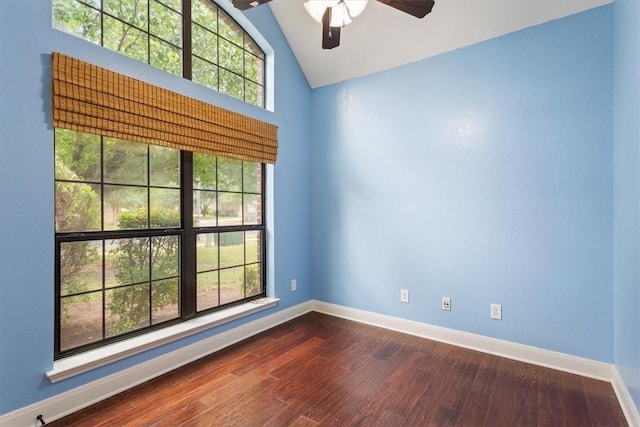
[52,0,265,107]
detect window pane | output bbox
[244,36,263,59]
[150,145,180,187]
[150,188,180,228]
[197,233,218,272]
[192,56,219,91]
[104,185,148,230]
[151,235,179,280]
[151,278,179,324]
[254,58,264,86]
[245,230,260,264]
[150,37,182,76]
[103,138,148,185]
[217,158,241,191]
[197,271,219,311]
[219,68,244,100]
[219,232,244,268]
[193,153,217,190]
[104,0,148,29]
[103,15,149,63]
[55,129,101,182]
[150,0,181,46]
[243,161,261,193]
[246,264,261,297]
[60,240,103,296]
[106,284,150,337]
[60,292,103,351]
[193,190,217,227]
[53,0,101,45]
[220,266,244,305]
[56,182,101,232]
[192,24,218,63]
[192,0,217,30]
[243,193,260,225]
[218,192,242,226]
[219,13,242,46]
[219,38,243,75]
[106,237,150,287]
[244,52,258,82]
[157,0,181,11]
[245,81,261,107]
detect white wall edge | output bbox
[612,368,640,427]
[0,301,314,427]
[311,300,614,382]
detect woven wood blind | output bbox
[51,52,278,163]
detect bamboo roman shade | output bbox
[51,52,278,163]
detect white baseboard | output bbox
[311,300,613,381]
[312,300,640,427]
[3,299,638,427]
[312,300,640,425]
[612,368,640,427]
[0,301,314,427]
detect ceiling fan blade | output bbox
[232,0,271,11]
[377,0,435,18]
[322,8,341,49]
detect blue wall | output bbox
[311,6,614,362]
[613,0,640,409]
[0,0,311,414]
[2,0,637,418]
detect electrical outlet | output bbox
[490,303,502,320]
[400,289,410,303]
[291,279,297,292]
[442,297,451,311]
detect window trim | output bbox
[47,297,279,382]
[54,135,268,359]
[51,0,277,360]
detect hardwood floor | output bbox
[50,312,627,426]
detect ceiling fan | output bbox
[231,0,435,49]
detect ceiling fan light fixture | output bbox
[329,2,352,26]
[304,0,339,23]
[343,0,367,18]
[304,0,367,26]
[235,0,434,51]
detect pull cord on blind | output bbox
[51,52,278,164]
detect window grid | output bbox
[55,132,266,358]
[53,0,265,107]
[193,156,264,312]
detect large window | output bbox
[52,0,265,107]
[55,129,265,357]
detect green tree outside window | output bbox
[53,0,265,107]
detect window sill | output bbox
[47,298,279,383]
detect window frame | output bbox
[54,137,267,360]
[52,0,266,108]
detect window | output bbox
[52,0,265,107]
[55,129,265,357]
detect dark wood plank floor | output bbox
[50,312,627,426]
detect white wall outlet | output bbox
[400,289,410,303]
[490,303,502,320]
[442,297,451,311]
[291,279,297,292]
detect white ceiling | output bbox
[268,0,612,88]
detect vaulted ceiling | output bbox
[267,0,612,88]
